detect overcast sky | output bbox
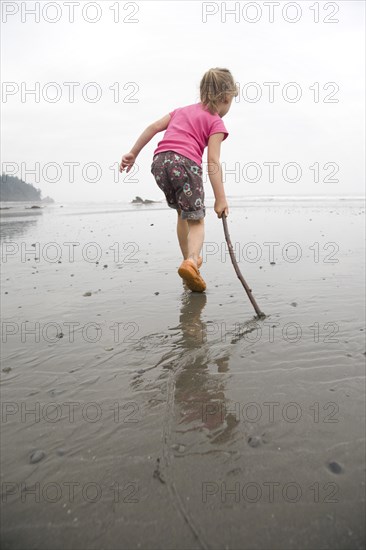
[1,0,365,202]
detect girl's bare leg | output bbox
[176,209,189,259]
[186,218,205,266]
[177,212,206,292]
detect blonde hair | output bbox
[200,68,238,115]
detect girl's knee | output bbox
[187,218,204,225]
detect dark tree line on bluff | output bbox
[0,174,42,201]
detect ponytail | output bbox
[200,68,238,115]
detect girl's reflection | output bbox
[172,292,239,443]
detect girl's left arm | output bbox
[120,114,171,173]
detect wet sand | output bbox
[1,199,365,549]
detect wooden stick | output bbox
[222,214,265,318]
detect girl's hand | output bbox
[214,199,229,218]
[120,152,136,173]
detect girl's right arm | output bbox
[120,114,171,173]
[207,133,229,218]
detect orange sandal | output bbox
[178,259,206,292]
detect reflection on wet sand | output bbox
[170,291,238,441]
[0,209,42,240]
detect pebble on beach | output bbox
[171,444,186,453]
[248,435,261,448]
[29,450,46,464]
[327,461,343,474]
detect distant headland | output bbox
[0,173,54,203]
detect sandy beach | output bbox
[1,198,365,550]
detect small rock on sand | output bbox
[248,436,261,448]
[327,461,343,474]
[171,444,186,453]
[29,450,46,464]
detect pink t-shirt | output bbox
[153,102,228,167]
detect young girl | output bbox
[120,67,237,293]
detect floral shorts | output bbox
[151,151,205,220]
